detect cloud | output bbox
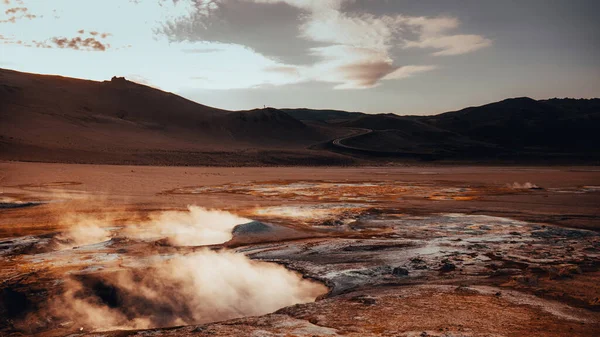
[43,0,488,90]
[410,34,492,56]
[264,65,301,76]
[51,36,108,51]
[182,0,487,89]
[88,31,111,38]
[332,62,394,88]
[296,8,405,88]
[383,65,438,80]
[402,16,492,56]
[5,6,26,14]
[0,32,50,48]
[304,42,435,89]
[157,0,322,65]
[335,61,436,89]
[0,5,35,23]
[1,0,490,91]
[237,1,438,89]
[292,3,488,87]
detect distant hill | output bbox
[421,97,600,152]
[280,108,364,123]
[0,68,349,165]
[1,68,598,165]
[324,97,599,160]
[334,114,493,156]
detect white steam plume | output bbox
[49,250,327,331]
[122,206,251,246]
[509,182,540,190]
[33,206,326,333]
[55,213,112,249]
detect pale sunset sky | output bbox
[1,0,598,114]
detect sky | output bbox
[1,0,599,115]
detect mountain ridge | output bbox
[1,68,598,165]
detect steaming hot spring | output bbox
[1,206,327,333]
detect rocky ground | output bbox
[0,162,598,336]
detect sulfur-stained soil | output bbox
[0,162,599,336]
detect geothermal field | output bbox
[0,162,598,336]
[2,0,599,335]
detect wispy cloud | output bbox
[1,4,36,23]
[170,0,489,89]
[51,36,108,51]
[1,0,491,91]
[5,6,26,14]
[402,16,492,56]
[282,1,443,88]
[264,65,301,76]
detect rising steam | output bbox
[49,250,326,331]
[31,206,326,333]
[55,213,112,249]
[123,206,250,246]
[59,206,251,248]
[509,182,541,190]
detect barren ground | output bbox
[0,162,599,336]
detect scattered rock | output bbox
[511,274,539,286]
[492,268,522,276]
[392,267,409,277]
[410,257,428,270]
[439,261,456,272]
[349,295,377,306]
[532,228,596,239]
[351,266,392,277]
[320,219,344,226]
[191,326,205,332]
[58,321,74,328]
[232,221,273,235]
[0,202,42,209]
[547,264,582,280]
[455,285,477,294]
[153,238,172,247]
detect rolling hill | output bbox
[1,68,598,165]
[338,114,491,156]
[280,108,363,123]
[0,68,350,165]
[421,97,600,152]
[319,98,599,160]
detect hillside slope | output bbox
[280,108,363,123]
[422,97,600,151]
[339,114,487,155]
[329,98,599,160]
[0,69,348,165]
[1,68,597,165]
